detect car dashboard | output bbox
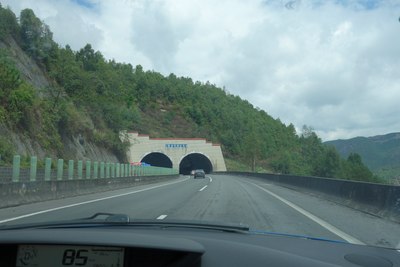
[0,226,399,267]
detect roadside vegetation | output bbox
[0,5,383,183]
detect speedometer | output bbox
[16,245,124,267]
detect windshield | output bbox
[0,0,399,250]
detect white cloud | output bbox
[2,0,400,141]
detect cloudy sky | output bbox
[2,0,400,141]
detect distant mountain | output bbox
[325,133,400,178]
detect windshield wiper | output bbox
[249,229,348,244]
[121,220,250,233]
[0,213,131,230]
[0,213,249,233]
[79,212,131,223]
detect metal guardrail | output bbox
[0,155,178,183]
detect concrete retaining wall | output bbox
[221,172,400,223]
[0,175,179,209]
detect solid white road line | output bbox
[199,185,208,192]
[156,215,168,220]
[250,182,365,245]
[0,177,189,224]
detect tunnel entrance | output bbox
[141,152,173,168]
[179,153,213,175]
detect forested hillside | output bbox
[325,133,400,181]
[0,5,381,182]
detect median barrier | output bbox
[219,172,400,223]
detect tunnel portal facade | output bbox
[122,132,227,174]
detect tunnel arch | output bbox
[141,152,173,168]
[179,153,213,175]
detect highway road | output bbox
[0,174,399,249]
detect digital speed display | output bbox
[16,245,124,267]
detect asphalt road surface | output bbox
[0,174,399,249]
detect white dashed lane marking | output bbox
[199,185,208,192]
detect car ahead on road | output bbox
[0,213,399,267]
[193,169,206,179]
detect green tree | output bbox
[0,136,14,165]
[0,51,21,105]
[343,153,375,181]
[0,4,20,40]
[76,44,104,71]
[8,82,35,125]
[20,8,56,66]
[242,126,262,172]
[271,151,293,174]
[0,51,36,127]
[314,146,341,177]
